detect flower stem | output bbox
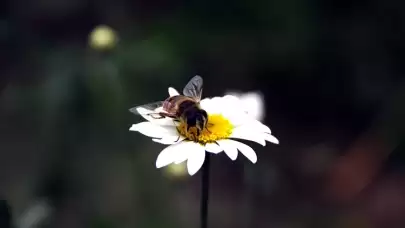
[200,154,210,228]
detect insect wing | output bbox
[182,75,203,101]
[129,101,165,117]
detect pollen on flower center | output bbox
[176,114,233,144]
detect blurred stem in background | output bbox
[200,154,210,228]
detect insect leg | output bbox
[160,112,177,118]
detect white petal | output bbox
[222,111,249,126]
[156,142,188,168]
[218,96,240,110]
[230,127,266,146]
[262,133,279,144]
[129,122,177,138]
[216,140,238,160]
[135,107,176,126]
[200,97,223,114]
[186,143,206,175]
[168,87,180,96]
[211,96,251,125]
[245,119,271,134]
[225,91,255,116]
[173,141,198,164]
[239,92,265,121]
[227,140,258,163]
[174,151,188,164]
[152,138,175,145]
[152,135,185,145]
[222,95,244,112]
[150,118,177,126]
[205,143,223,154]
[202,95,265,127]
[222,95,240,102]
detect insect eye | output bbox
[187,117,196,125]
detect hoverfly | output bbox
[129,76,209,138]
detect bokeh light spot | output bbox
[89,25,117,50]
[165,163,188,178]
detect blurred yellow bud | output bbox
[165,163,188,178]
[89,25,117,50]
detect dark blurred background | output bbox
[1,0,405,227]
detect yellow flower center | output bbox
[176,114,233,144]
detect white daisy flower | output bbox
[129,77,279,176]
